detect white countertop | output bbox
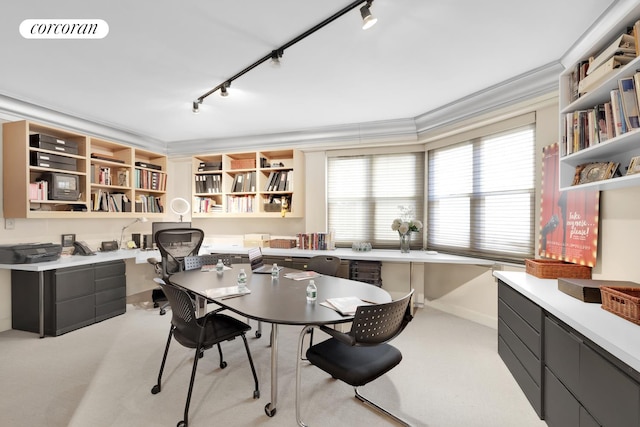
[0,249,142,271]
[494,270,640,374]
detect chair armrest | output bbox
[318,325,356,346]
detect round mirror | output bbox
[170,197,190,222]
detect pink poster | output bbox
[539,143,599,266]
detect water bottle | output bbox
[306,279,317,302]
[237,268,248,292]
[271,263,279,278]
[216,259,224,272]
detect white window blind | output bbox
[427,124,535,262]
[327,152,424,248]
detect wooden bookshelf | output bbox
[192,149,304,218]
[2,120,166,219]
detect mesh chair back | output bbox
[183,254,220,271]
[157,280,201,344]
[155,228,204,278]
[307,255,341,276]
[350,290,414,345]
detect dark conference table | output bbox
[170,264,392,417]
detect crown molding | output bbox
[0,93,165,152]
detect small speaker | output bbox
[132,233,141,248]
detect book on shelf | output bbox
[588,33,636,72]
[578,55,633,95]
[322,296,373,316]
[618,77,640,130]
[610,89,625,137]
[573,162,620,185]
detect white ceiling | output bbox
[0,0,621,150]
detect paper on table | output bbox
[201,265,232,272]
[204,286,251,299]
[283,271,321,280]
[322,296,372,316]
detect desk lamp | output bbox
[120,217,148,249]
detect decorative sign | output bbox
[540,143,599,266]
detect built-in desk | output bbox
[495,271,640,427]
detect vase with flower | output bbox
[391,218,423,253]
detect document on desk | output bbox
[322,296,373,316]
[205,286,251,299]
[283,271,321,280]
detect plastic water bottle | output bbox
[306,279,317,302]
[271,263,279,278]
[216,259,224,272]
[237,268,247,292]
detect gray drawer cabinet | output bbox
[498,279,640,427]
[11,260,126,336]
[497,281,543,417]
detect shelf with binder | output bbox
[3,119,168,219]
[558,7,640,191]
[191,149,304,218]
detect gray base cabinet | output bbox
[498,280,640,427]
[11,260,126,336]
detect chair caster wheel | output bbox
[253,389,260,399]
[153,302,159,308]
[198,351,204,359]
[220,361,227,369]
[255,330,262,338]
[151,384,161,394]
[177,421,186,427]
[160,308,166,315]
[264,403,276,417]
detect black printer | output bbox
[0,243,62,264]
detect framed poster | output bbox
[540,143,599,266]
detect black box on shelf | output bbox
[198,161,222,171]
[29,133,79,155]
[135,161,162,171]
[30,151,77,171]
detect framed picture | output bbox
[61,234,76,247]
[627,156,640,175]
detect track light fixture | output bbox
[360,1,377,30]
[191,0,376,112]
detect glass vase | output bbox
[400,232,411,253]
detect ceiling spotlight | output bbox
[360,1,377,30]
[220,82,229,97]
[192,100,201,113]
[270,49,282,68]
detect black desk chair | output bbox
[151,278,259,427]
[295,290,415,427]
[307,255,341,276]
[150,228,204,315]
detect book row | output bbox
[230,171,257,193]
[195,174,222,194]
[135,169,166,191]
[563,73,640,156]
[265,170,292,192]
[296,232,335,251]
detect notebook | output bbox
[248,247,283,274]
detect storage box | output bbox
[600,286,640,325]
[557,278,640,303]
[29,133,79,155]
[30,151,77,171]
[230,159,256,169]
[525,259,592,279]
[270,239,297,249]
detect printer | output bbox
[0,243,62,264]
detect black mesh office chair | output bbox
[151,278,259,427]
[307,255,341,276]
[150,228,204,315]
[295,290,415,427]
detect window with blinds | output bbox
[327,152,425,248]
[427,124,536,262]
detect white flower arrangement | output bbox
[391,218,423,235]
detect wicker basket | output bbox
[525,259,592,279]
[600,286,640,325]
[270,239,297,249]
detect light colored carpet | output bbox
[0,298,547,427]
